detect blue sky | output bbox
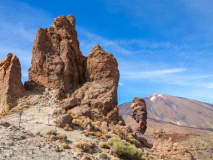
[0,0,213,105]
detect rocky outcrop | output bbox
[61,45,120,122]
[26,15,120,122]
[130,97,147,134]
[150,129,194,160]
[0,53,26,114]
[27,15,86,94]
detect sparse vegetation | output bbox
[107,137,142,159]
[50,135,56,141]
[100,152,109,159]
[127,135,138,146]
[35,131,41,136]
[98,141,111,149]
[56,133,67,142]
[74,142,93,153]
[72,119,83,128]
[63,123,72,131]
[62,143,70,149]
[46,130,53,135]
[67,110,72,114]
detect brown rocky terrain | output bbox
[0,53,26,115]
[0,15,198,160]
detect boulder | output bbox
[130,97,147,134]
[0,53,26,114]
[54,114,73,128]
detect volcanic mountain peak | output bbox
[149,93,160,102]
[119,93,213,129]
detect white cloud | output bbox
[122,68,186,79]
[119,83,124,86]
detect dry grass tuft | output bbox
[74,142,93,153]
[98,142,111,149]
[62,143,70,149]
[72,119,84,128]
[35,131,41,136]
[56,133,67,142]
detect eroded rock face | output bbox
[130,97,147,134]
[150,129,194,160]
[28,15,86,94]
[0,53,26,114]
[61,45,120,122]
[28,15,120,122]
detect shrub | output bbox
[100,152,108,159]
[107,137,142,159]
[74,142,93,153]
[73,116,78,119]
[95,132,102,137]
[92,121,101,126]
[67,110,72,114]
[88,132,96,136]
[46,130,53,135]
[72,119,83,128]
[50,135,57,141]
[35,131,41,136]
[62,143,70,149]
[56,133,67,142]
[127,135,138,145]
[98,142,111,149]
[80,116,86,121]
[94,125,101,131]
[102,130,108,134]
[64,123,72,131]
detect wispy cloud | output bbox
[119,83,124,86]
[122,68,186,79]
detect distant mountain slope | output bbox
[119,94,213,129]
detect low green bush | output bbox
[107,137,142,159]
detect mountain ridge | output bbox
[119,93,213,130]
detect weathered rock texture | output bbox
[0,53,26,114]
[130,97,147,134]
[27,15,120,122]
[54,114,73,128]
[61,44,120,122]
[150,129,194,160]
[27,15,86,94]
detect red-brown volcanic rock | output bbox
[28,15,86,94]
[27,15,120,121]
[61,45,120,122]
[130,97,147,134]
[0,53,26,114]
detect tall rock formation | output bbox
[130,97,147,134]
[27,15,120,121]
[0,53,26,114]
[27,15,86,94]
[61,44,120,121]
